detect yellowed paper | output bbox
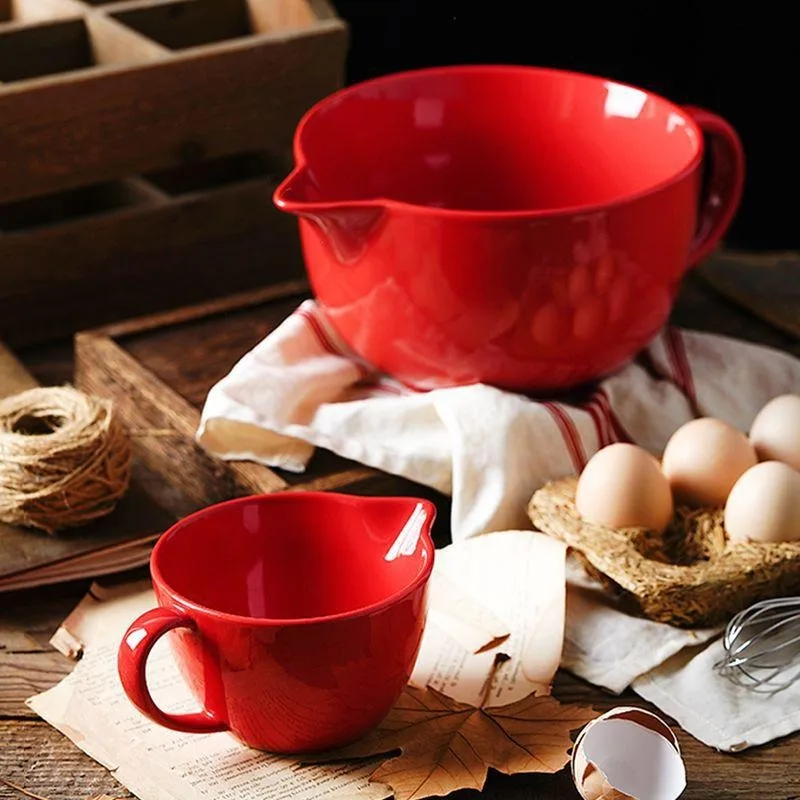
[410,530,567,707]
[31,531,565,800]
[50,578,154,659]
[425,570,510,654]
[30,586,390,800]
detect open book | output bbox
[0,343,172,592]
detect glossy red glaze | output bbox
[274,65,744,392]
[118,492,435,753]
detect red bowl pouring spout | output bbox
[274,65,744,393]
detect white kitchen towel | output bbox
[562,558,800,752]
[197,299,800,541]
[561,559,721,695]
[632,635,800,752]
[196,302,800,750]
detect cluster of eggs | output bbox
[575,394,800,544]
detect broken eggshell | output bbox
[572,707,686,800]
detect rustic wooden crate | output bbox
[0,0,347,346]
[74,282,452,541]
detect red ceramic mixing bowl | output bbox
[274,65,744,392]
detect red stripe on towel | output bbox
[584,394,614,449]
[584,399,609,449]
[296,306,372,381]
[665,327,699,412]
[596,388,634,444]
[297,305,427,394]
[542,401,587,472]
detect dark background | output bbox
[331,2,797,251]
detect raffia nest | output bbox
[528,476,800,628]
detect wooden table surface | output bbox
[1,258,799,800]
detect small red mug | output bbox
[117,492,435,753]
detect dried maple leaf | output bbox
[315,683,598,800]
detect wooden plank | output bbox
[10,0,84,23]
[91,279,309,339]
[0,343,174,588]
[0,18,347,203]
[75,332,291,516]
[73,284,452,538]
[0,18,92,84]
[4,671,800,799]
[86,13,170,65]
[671,266,799,357]
[0,178,304,347]
[697,253,800,339]
[0,652,72,717]
[110,0,258,50]
[0,342,37,397]
[0,720,134,798]
[0,585,85,718]
[247,0,316,33]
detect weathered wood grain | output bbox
[671,266,798,355]
[0,343,37,398]
[0,720,134,799]
[0,176,305,348]
[0,343,173,591]
[0,586,84,719]
[698,253,800,340]
[3,672,799,799]
[0,18,93,84]
[0,13,347,204]
[0,0,346,348]
[75,332,290,516]
[74,281,450,539]
[0,653,72,718]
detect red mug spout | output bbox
[273,167,386,263]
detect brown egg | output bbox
[576,443,674,533]
[661,418,757,507]
[725,461,800,544]
[749,394,800,471]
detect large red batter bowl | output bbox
[274,65,744,392]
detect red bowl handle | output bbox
[117,607,228,735]
[683,105,745,268]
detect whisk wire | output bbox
[717,596,800,693]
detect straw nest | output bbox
[528,476,800,627]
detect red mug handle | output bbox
[118,607,228,734]
[682,105,745,267]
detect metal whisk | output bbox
[716,597,800,693]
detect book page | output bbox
[410,530,567,707]
[30,530,565,799]
[33,566,510,800]
[31,586,388,800]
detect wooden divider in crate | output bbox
[0,0,346,347]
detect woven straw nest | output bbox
[528,476,800,628]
